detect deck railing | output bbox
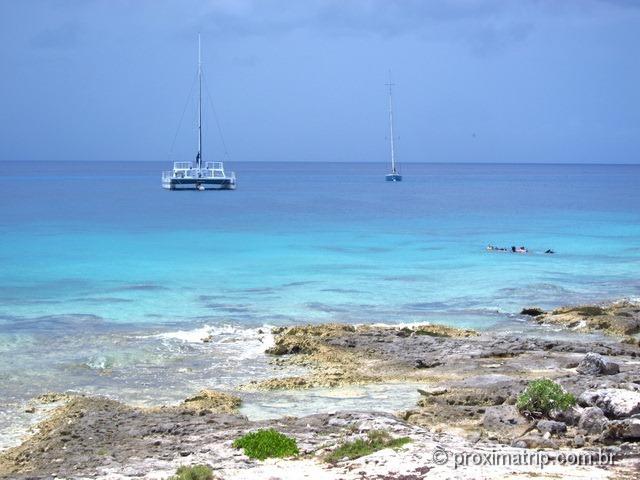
[163,164,235,181]
[173,162,193,170]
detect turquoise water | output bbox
[0,161,639,446]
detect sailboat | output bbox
[162,35,236,191]
[385,74,402,182]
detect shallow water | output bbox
[1,161,639,448]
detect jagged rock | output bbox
[578,407,608,434]
[520,307,545,317]
[536,420,567,435]
[549,407,581,426]
[579,388,640,419]
[576,353,619,376]
[251,376,312,390]
[34,392,73,404]
[411,324,479,338]
[601,418,640,440]
[533,301,640,336]
[265,324,355,355]
[181,389,241,413]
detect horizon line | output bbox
[1,160,639,166]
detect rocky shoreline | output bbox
[1,301,639,479]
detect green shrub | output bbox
[516,379,576,417]
[325,429,411,463]
[170,465,214,480]
[233,428,299,460]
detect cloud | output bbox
[190,0,535,54]
[195,0,509,37]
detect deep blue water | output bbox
[0,161,639,445]
[2,161,639,324]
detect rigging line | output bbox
[168,71,199,160]
[202,71,231,162]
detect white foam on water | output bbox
[144,323,275,362]
[148,324,272,344]
[0,399,66,452]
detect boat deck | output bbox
[162,162,236,190]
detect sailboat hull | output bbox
[385,173,402,182]
[162,177,236,190]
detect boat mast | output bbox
[386,71,396,174]
[197,33,203,170]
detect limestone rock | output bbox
[577,407,608,434]
[533,301,640,336]
[417,387,448,397]
[579,388,640,419]
[482,405,530,438]
[511,435,557,449]
[414,359,443,369]
[536,420,567,435]
[549,406,581,426]
[576,353,619,376]
[601,418,640,440]
[181,389,241,413]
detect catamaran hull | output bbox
[385,174,402,182]
[162,178,236,190]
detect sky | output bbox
[0,0,639,164]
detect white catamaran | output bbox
[162,35,236,191]
[385,74,402,182]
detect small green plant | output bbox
[170,465,214,480]
[325,430,411,463]
[233,428,299,460]
[516,379,576,417]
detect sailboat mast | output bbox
[197,33,203,170]
[387,73,396,174]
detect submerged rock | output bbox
[576,353,620,376]
[520,307,545,317]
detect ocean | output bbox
[1,161,639,447]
